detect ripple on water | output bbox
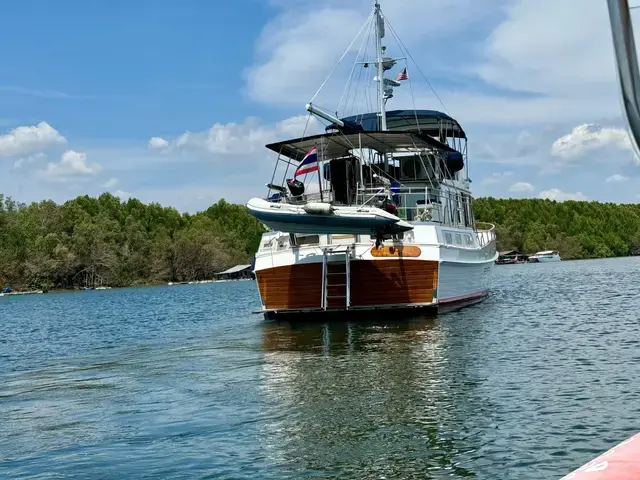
[1,261,639,478]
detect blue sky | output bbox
[1,0,639,211]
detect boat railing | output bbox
[266,188,334,205]
[475,222,496,247]
[355,185,474,228]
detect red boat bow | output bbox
[562,433,640,479]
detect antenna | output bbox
[374,2,387,131]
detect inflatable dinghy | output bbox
[246,198,413,235]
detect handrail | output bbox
[607,0,640,155]
[475,222,495,232]
[264,182,482,230]
[356,186,474,227]
[474,222,496,248]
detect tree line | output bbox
[1,193,637,290]
[0,193,265,290]
[474,197,640,259]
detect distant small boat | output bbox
[495,250,528,265]
[495,257,524,265]
[246,197,413,235]
[528,250,561,263]
[0,289,45,297]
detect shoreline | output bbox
[1,256,634,297]
[1,278,255,296]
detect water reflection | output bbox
[259,316,479,478]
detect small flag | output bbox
[294,146,319,177]
[395,67,408,81]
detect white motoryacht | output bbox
[246,1,498,318]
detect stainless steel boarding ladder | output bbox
[321,245,352,310]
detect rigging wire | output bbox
[309,11,374,105]
[363,18,376,121]
[347,18,374,119]
[359,22,376,121]
[283,112,314,188]
[338,13,374,115]
[384,16,451,117]
[399,55,421,134]
[365,75,375,119]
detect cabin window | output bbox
[444,232,453,244]
[296,234,320,245]
[447,194,455,225]
[456,195,464,226]
[455,234,462,245]
[464,234,473,246]
[462,195,472,227]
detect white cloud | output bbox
[157,115,321,157]
[481,171,513,184]
[113,189,131,200]
[245,0,493,108]
[12,152,46,170]
[148,136,169,150]
[103,177,119,188]
[539,188,588,202]
[509,181,534,193]
[0,122,66,157]
[243,0,634,130]
[476,0,615,98]
[551,124,632,159]
[246,7,364,106]
[605,174,629,183]
[40,150,102,181]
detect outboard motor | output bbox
[286,178,305,197]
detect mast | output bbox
[374,2,387,132]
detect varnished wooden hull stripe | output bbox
[256,259,439,311]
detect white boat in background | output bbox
[529,250,561,263]
[246,1,497,318]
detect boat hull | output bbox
[253,238,496,317]
[529,252,561,263]
[256,258,440,313]
[534,255,561,263]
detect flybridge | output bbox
[324,110,467,140]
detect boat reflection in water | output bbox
[258,315,487,478]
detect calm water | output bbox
[1,258,640,479]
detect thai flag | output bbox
[294,146,319,177]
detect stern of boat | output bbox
[255,254,440,316]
